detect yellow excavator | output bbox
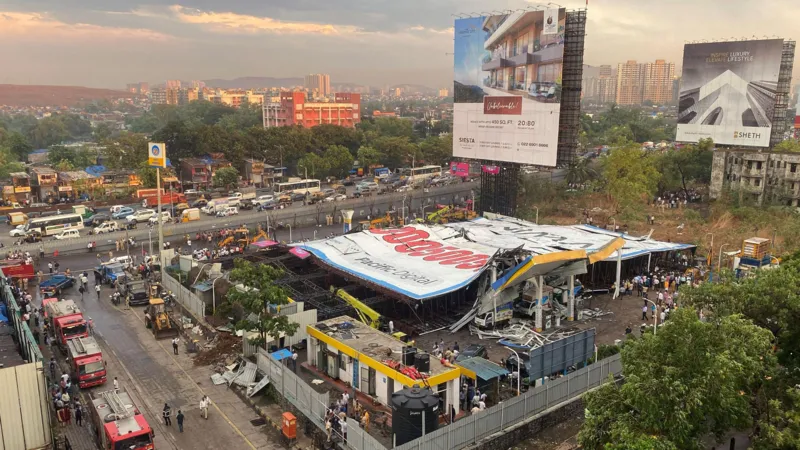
[219,227,249,248]
[333,288,408,342]
[426,205,477,224]
[251,227,269,243]
[358,211,402,230]
[144,285,179,339]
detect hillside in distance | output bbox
[0,85,139,107]
[202,76,304,89]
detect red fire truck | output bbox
[45,300,88,346]
[90,389,155,450]
[66,336,107,388]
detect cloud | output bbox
[0,11,172,41]
[407,25,455,35]
[168,5,364,35]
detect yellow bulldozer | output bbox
[144,285,179,339]
[218,227,249,248]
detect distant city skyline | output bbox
[2,0,800,89]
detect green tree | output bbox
[93,122,114,142]
[1,131,32,161]
[418,134,453,167]
[0,147,24,178]
[565,157,597,185]
[297,153,329,179]
[754,387,800,449]
[54,159,75,171]
[656,138,713,194]
[212,166,239,189]
[311,124,362,153]
[323,145,354,179]
[225,259,299,349]
[47,146,77,166]
[373,136,416,169]
[602,144,661,213]
[356,145,382,169]
[26,117,69,148]
[102,132,149,170]
[579,309,774,450]
[774,139,800,152]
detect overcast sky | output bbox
[0,0,797,89]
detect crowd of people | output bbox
[652,189,703,209]
[617,267,700,333]
[324,391,371,444]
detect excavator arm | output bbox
[335,289,382,329]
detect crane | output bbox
[333,288,408,342]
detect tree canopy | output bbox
[601,144,661,213]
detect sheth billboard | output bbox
[677,39,783,147]
[453,9,565,166]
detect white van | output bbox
[226,197,241,207]
[54,229,81,240]
[108,255,133,269]
[93,221,119,234]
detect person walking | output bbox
[177,410,185,432]
[642,302,648,321]
[172,337,179,355]
[95,283,101,299]
[291,349,298,372]
[78,285,85,299]
[200,395,209,419]
[163,403,172,426]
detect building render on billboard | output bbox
[677,39,784,147]
[453,9,566,167]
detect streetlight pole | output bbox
[288,224,292,243]
[534,206,539,225]
[148,228,153,256]
[506,348,521,396]
[402,195,407,225]
[211,276,223,315]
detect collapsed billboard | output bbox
[677,39,784,147]
[453,9,566,166]
[295,226,495,299]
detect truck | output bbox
[202,199,228,215]
[145,192,186,208]
[474,301,514,328]
[136,188,164,199]
[45,300,88,346]
[514,285,555,317]
[92,221,119,234]
[118,277,150,306]
[72,204,94,220]
[89,389,155,450]
[232,186,257,201]
[39,274,76,297]
[66,336,107,388]
[96,263,126,286]
[181,208,200,222]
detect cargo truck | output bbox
[66,336,107,388]
[45,300,88,346]
[145,192,186,208]
[90,389,155,450]
[474,301,514,328]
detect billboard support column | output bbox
[341,210,354,233]
[535,275,543,332]
[568,275,575,321]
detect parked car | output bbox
[111,207,135,219]
[184,189,198,196]
[126,209,156,223]
[324,194,347,202]
[258,199,280,211]
[253,195,275,206]
[456,344,488,362]
[190,199,208,208]
[290,192,306,202]
[239,199,255,210]
[216,206,239,217]
[54,229,81,240]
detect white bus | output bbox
[25,213,84,236]
[275,179,321,195]
[396,165,442,183]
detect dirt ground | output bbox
[510,415,583,450]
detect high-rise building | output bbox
[304,74,331,97]
[643,60,675,104]
[614,60,675,105]
[166,80,181,89]
[126,84,139,93]
[263,92,360,129]
[179,88,199,105]
[191,80,206,89]
[150,90,167,105]
[166,88,180,105]
[582,65,616,104]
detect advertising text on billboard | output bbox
[453,9,566,167]
[676,39,783,147]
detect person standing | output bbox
[177,410,184,432]
[48,262,53,274]
[340,417,347,442]
[163,403,172,426]
[113,377,119,394]
[642,302,648,321]
[200,395,209,419]
[291,350,298,372]
[75,403,83,427]
[172,337,179,355]
[362,410,370,432]
[95,283,101,299]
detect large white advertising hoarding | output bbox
[295,225,495,300]
[677,39,784,147]
[453,9,566,166]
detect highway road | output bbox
[2,182,477,253]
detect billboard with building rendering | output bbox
[677,39,784,147]
[453,9,566,167]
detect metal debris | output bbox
[211,373,227,385]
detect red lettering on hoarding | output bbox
[483,96,523,115]
[370,227,490,271]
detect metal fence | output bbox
[162,273,207,322]
[0,279,44,363]
[393,354,623,450]
[9,183,476,256]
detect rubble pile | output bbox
[193,332,242,366]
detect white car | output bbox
[324,194,347,202]
[93,221,119,234]
[148,211,172,224]
[9,225,27,237]
[396,185,414,192]
[126,209,156,223]
[254,195,275,206]
[54,229,80,240]
[216,206,238,217]
[184,189,198,196]
[108,255,133,269]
